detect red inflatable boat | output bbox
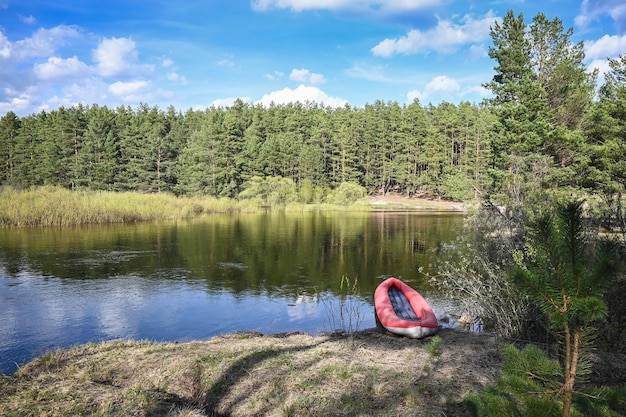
[374,277,438,338]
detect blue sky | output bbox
[1,0,625,116]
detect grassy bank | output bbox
[4,329,623,417]
[0,187,373,228]
[0,186,466,228]
[0,329,501,417]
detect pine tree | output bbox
[360,103,382,193]
[467,200,621,417]
[483,10,595,212]
[0,111,21,185]
[586,54,626,195]
[585,54,626,242]
[395,99,428,197]
[484,10,551,202]
[175,109,226,196]
[529,13,596,130]
[510,200,619,417]
[115,106,144,191]
[12,114,40,187]
[329,104,360,187]
[221,99,250,197]
[80,105,119,190]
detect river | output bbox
[0,211,463,375]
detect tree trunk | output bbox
[561,325,580,417]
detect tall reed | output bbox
[0,187,249,227]
[0,186,373,227]
[321,275,365,342]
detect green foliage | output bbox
[466,344,625,417]
[510,200,620,417]
[466,344,562,417]
[0,100,494,201]
[450,199,624,417]
[297,178,324,204]
[325,182,367,205]
[0,111,20,185]
[586,54,626,213]
[511,200,617,330]
[484,10,598,206]
[424,336,443,358]
[432,203,530,338]
[238,176,298,206]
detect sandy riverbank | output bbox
[368,193,469,212]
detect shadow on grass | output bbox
[199,338,327,416]
[189,328,499,417]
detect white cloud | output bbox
[408,75,491,104]
[34,56,90,80]
[217,58,235,68]
[167,72,187,84]
[461,85,490,99]
[467,44,488,59]
[210,97,252,108]
[264,70,285,80]
[62,79,109,103]
[19,14,37,24]
[289,68,326,85]
[584,34,626,85]
[407,75,460,101]
[588,58,612,79]
[108,80,149,96]
[0,25,176,115]
[252,0,441,15]
[0,25,84,114]
[0,92,32,115]
[11,25,80,61]
[372,11,499,57]
[425,75,460,92]
[92,37,153,78]
[575,0,626,31]
[345,64,391,82]
[406,90,421,102]
[257,84,347,107]
[0,32,10,59]
[585,34,626,59]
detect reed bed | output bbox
[0,187,373,227]
[0,187,261,227]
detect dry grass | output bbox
[0,187,377,228]
[0,187,467,228]
[0,186,258,227]
[0,329,502,417]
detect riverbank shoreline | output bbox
[1,328,624,416]
[0,186,468,228]
[369,193,468,212]
[0,328,498,416]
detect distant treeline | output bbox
[1,11,625,205]
[0,100,494,201]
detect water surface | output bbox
[0,211,462,374]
